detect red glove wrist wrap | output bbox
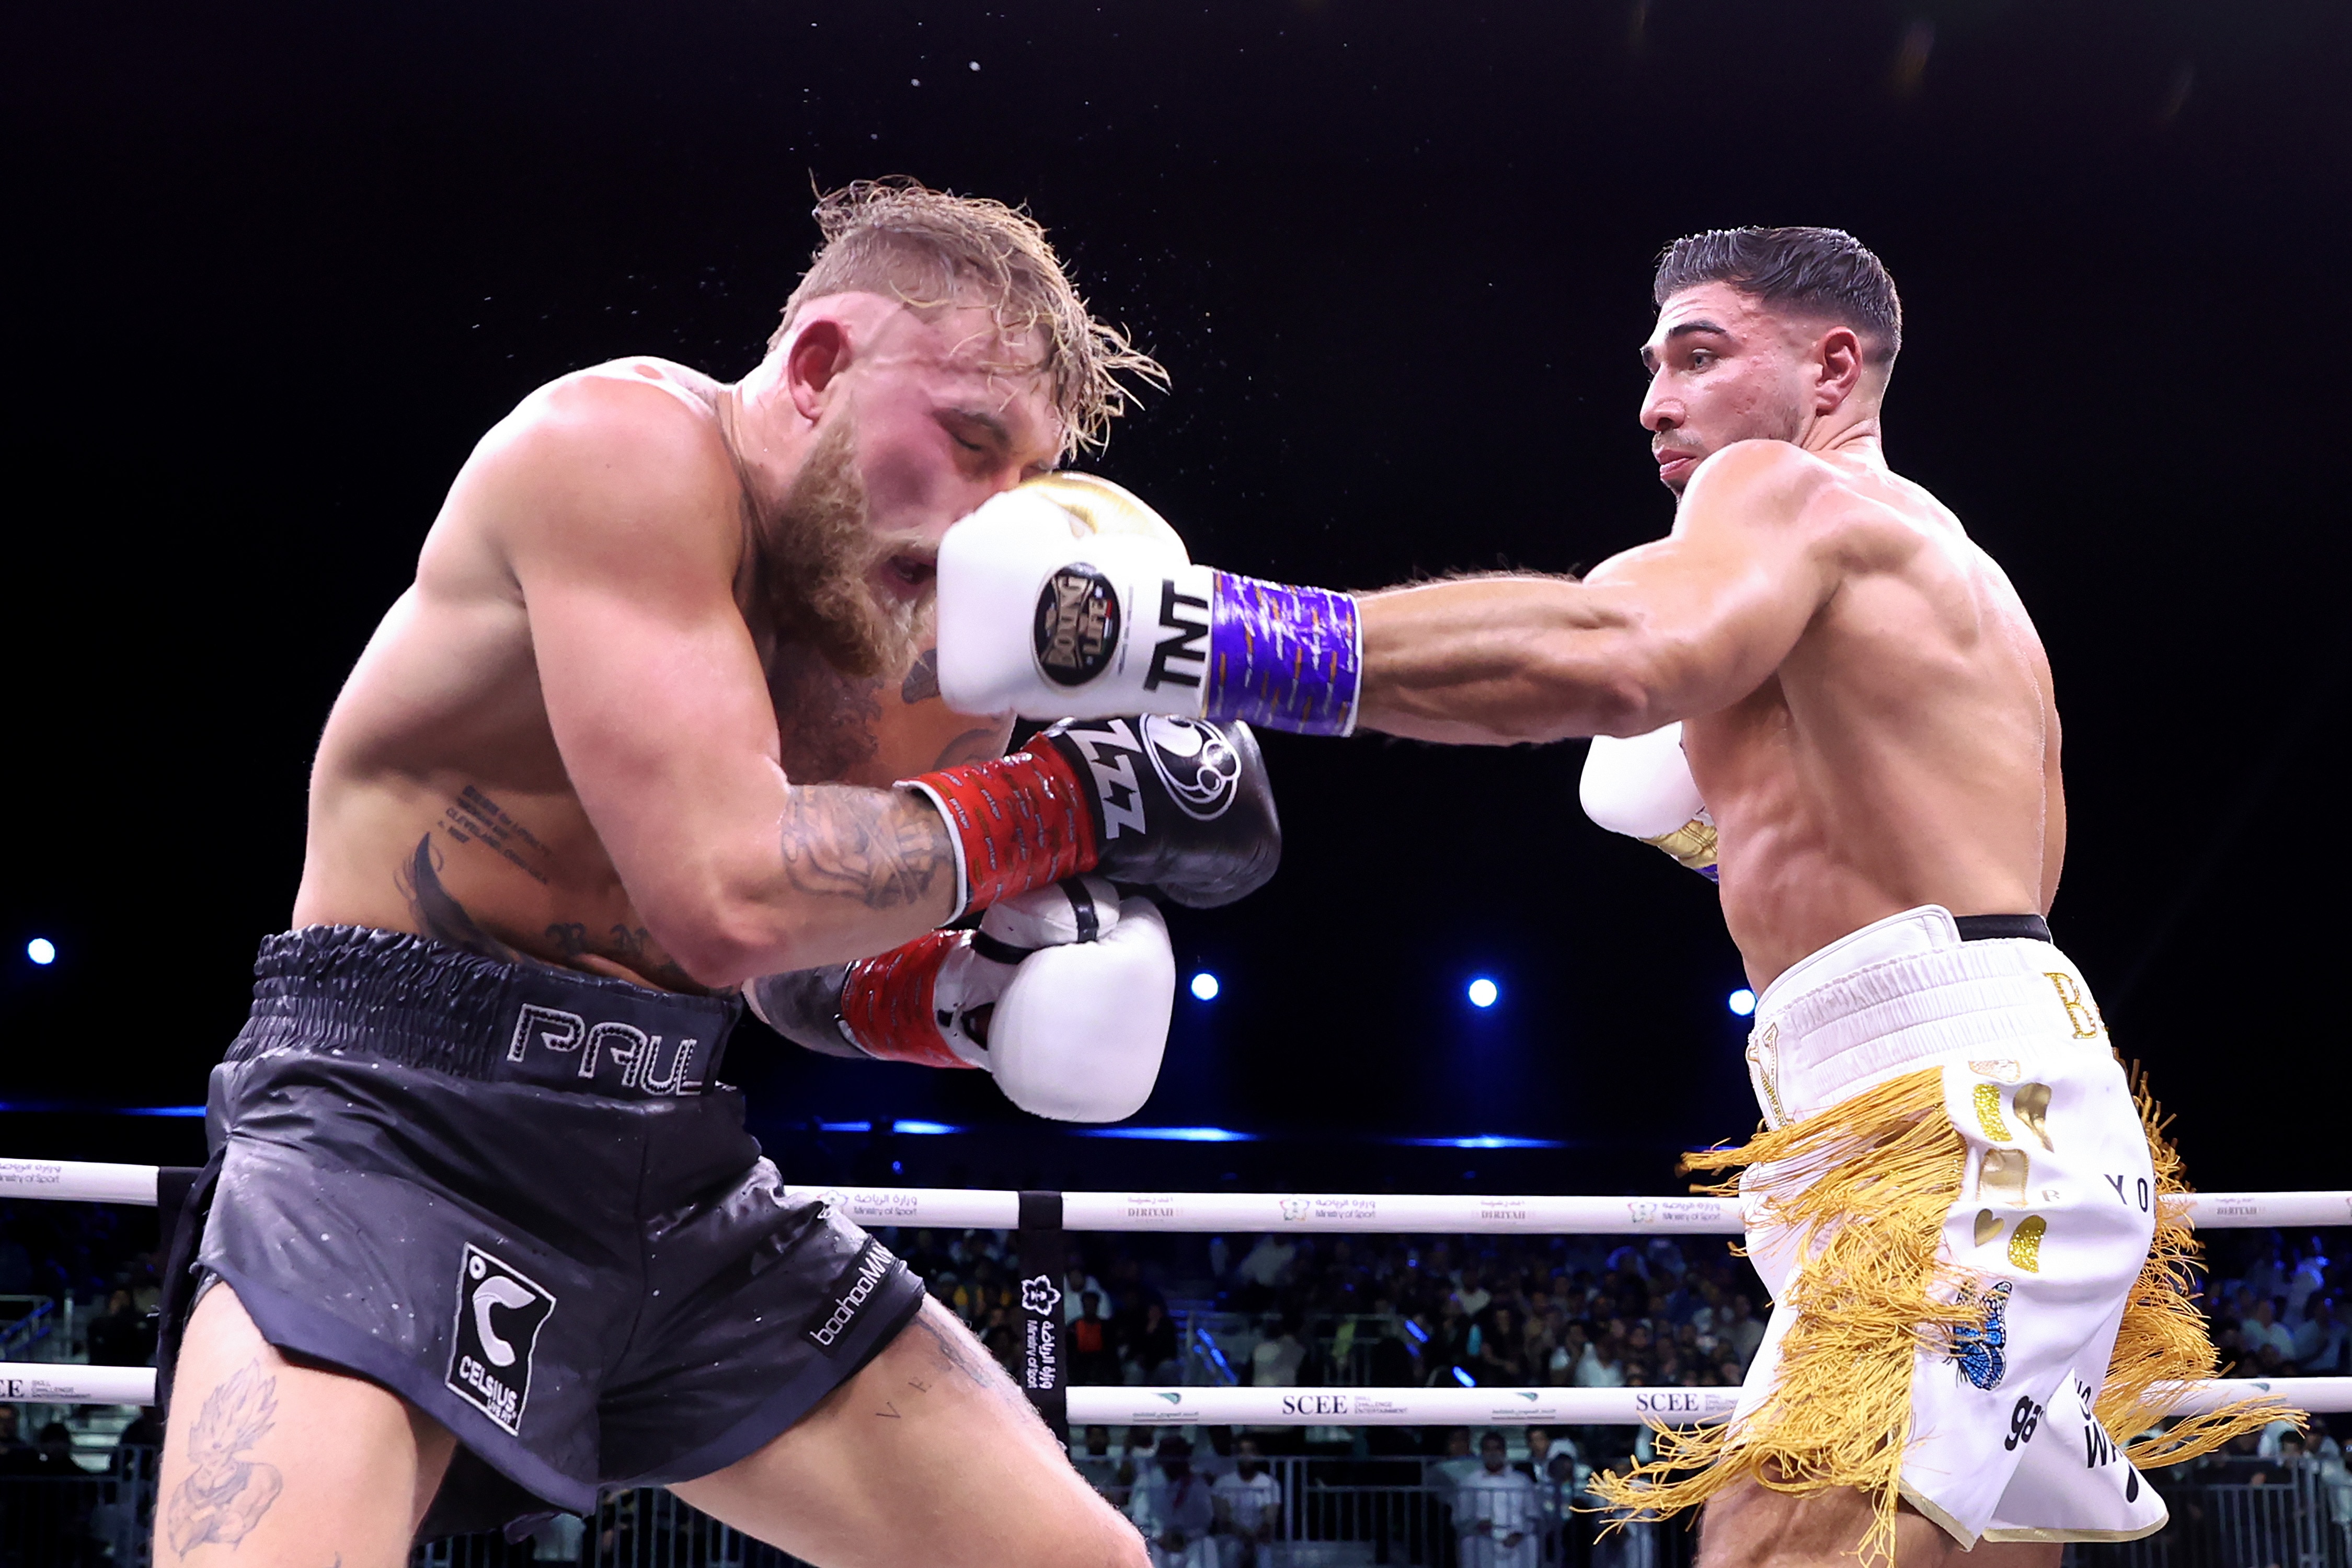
[907,743,1100,917]
[839,930,974,1071]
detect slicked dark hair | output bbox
[1653,227,1902,367]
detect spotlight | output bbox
[1466,977,1499,1009]
[26,938,55,967]
[1728,988,1757,1017]
[1190,972,1221,1001]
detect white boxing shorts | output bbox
[1593,905,2267,1559]
[1737,905,2164,1547]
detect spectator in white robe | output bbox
[1130,1436,1218,1568]
[1455,1432,1541,1568]
[1211,1437,1282,1568]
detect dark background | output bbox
[7,0,2347,1194]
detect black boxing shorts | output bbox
[166,925,926,1539]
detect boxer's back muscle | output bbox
[1685,460,2062,988]
[293,359,1003,991]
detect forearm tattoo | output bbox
[778,785,953,910]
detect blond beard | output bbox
[762,413,931,682]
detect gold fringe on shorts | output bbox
[1588,1064,2288,1567]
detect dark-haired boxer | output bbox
[937,226,2279,1568]
[157,182,1280,1568]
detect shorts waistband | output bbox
[227,926,740,1100]
[1745,906,2106,1127]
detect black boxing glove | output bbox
[902,715,1280,916]
[1036,716,1281,908]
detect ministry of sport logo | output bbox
[1022,1275,1064,1317]
[446,1244,556,1436]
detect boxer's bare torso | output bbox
[1357,281,2060,989]
[1622,446,2059,986]
[293,354,1011,992]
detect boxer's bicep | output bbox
[497,407,952,981]
[1582,446,1841,720]
[1355,449,1837,743]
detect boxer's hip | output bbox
[1742,904,2109,1129]
[225,923,740,1099]
[176,926,924,1532]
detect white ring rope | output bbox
[6,1158,2344,1416]
[2,1365,2343,1420]
[5,1160,2347,1231]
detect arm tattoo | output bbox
[166,1359,284,1556]
[778,785,952,910]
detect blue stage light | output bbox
[891,1120,960,1136]
[1078,1126,1256,1143]
[26,938,55,966]
[1190,972,1221,1001]
[1450,1365,1477,1387]
[1466,977,1499,1009]
[1728,988,1758,1017]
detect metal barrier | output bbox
[0,1456,2342,1568]
[0,1446,158,1567]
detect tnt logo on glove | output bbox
[445,1244,557,1436]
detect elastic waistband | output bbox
[228,926,740,1100]
[1745,906,2105,1127]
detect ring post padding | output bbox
[1,1365,2345,1418]
[1016,1190,1069,1440]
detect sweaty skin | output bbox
[161,291,1152,1568]
[1355,281,2061,991]
[292,296,1052,990]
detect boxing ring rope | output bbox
[6,1158,2347,1417]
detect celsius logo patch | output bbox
[1140,716,1241,821]
[445,1244,556,1436]
[1034,566,1119,686]
[802,1238,899,1356]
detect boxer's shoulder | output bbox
[453,360,744,572]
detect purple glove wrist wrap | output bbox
[1204,572,1362,737]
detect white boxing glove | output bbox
[1579,723,1720,880]
[985,896,1174,1122]
[936,471,1214,720]
[743,875,1176,1123]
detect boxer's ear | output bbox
[1812,324,1866,414]
[785,317,852,422]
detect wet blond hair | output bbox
[773,178,1166,459]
